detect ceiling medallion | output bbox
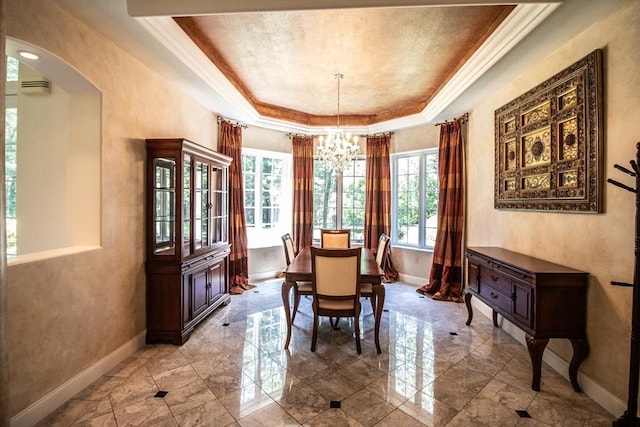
[316,74,359,173]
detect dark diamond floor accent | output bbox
[516,410,531,418]
[330,401,341,408]
[450,332,458,335]
[154,391,168,398]
[222,322,230,326]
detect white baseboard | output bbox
[11,332,146,427]
[249,270,282,282]
[470,298,623,417]
[397,273,426,286]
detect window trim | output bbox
[241,147,292,248]
[391,148,439,250]
[313,155,366,244]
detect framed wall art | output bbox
[494,49,603,212]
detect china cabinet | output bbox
[145,138,232,345]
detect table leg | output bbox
[526,334,549,391]
[464,292,473,325]
[569,338,589,392]
[373,283,385,354]
[282,281,294,349]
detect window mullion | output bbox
[336,170,343,229]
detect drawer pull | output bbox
[492,275,499,282]
[490,292,499,299]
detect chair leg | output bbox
[330,317,340,328]
[311,311,318,352]
[355,304,362,354]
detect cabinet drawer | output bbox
[479,265,512,296]
[478,283,512,313]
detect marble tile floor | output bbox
[38,278,614,426]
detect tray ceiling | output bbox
[174,5,513,126]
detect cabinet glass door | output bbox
[183,155,192,256]
[194,159,210,251]
[211,167,227,244]
[153,157,176,255]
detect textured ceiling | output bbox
[174,5,514,126]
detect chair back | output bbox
[320,229,351,248]
[311,247,361,300]
[281,233,295,266]
[376,234,390,268]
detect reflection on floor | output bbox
[38,279,613,426]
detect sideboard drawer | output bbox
[479,265,512,296]
[478,282,512,314]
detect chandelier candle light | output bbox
[317,74,359,172]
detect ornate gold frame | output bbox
[494,49,603,212]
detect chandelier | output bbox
[316,74,359,173]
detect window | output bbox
[242,148,291,247]
[313,157,366,243]
[392,149,439,249]
[5,57,18,255]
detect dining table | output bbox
[281,246,385,353]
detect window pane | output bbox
[341,159,365,241]
[313,160,337,235]
[6,57,18,81]
[5,107,17,255]
[396,155,420,245]
[424,152,439,247]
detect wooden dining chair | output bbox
[310,247,362,353]
[376,233,390,270]
[358,234,390,315]
[281,233,311,323]
[320,229,351,248]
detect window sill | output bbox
[391,244,435,253]
[7,245,102,266]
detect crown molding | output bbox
[420,2,560,121]
[136,3,560,134]
[128,0,563,16]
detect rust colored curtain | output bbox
[219,120,252,294]
[364,135,398,282]
[291,136,314,253]
[417,119,465,302]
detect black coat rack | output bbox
[608,142,640,427]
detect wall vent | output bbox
[20,79,51,94]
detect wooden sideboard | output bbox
[464,246,589,392]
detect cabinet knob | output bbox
[490,292,499,299]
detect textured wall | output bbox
[466,0,640,402]
[6,0,217,416]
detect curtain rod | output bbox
[360,131,394,138]
[217,115,248,129]
[286,132,313,139]
[435,112,469,127]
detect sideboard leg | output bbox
[492,310,499,327]
[464,292,473,325]
[526,335,549,391]
[569,338,590,392]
